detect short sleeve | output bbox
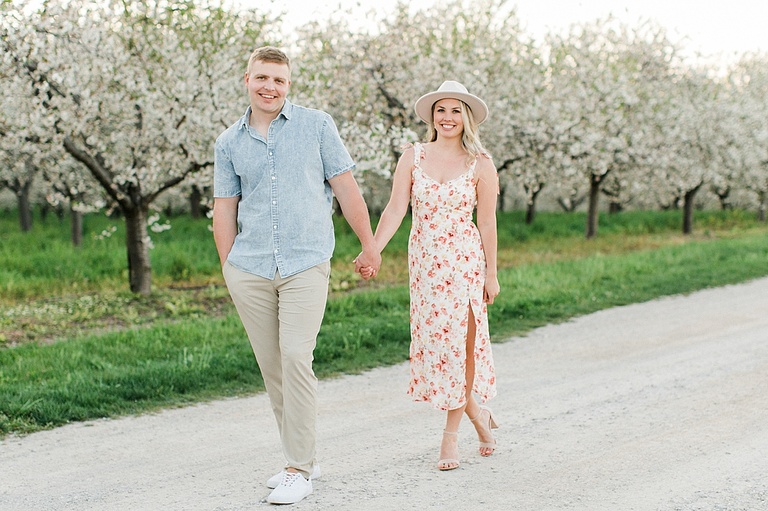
[213,135,241,198]
[319,114,355,181]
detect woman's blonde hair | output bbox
[426,100,489,164]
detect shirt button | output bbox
[271,176,276,180]
[273,225,277,229]
[272,201,277,205]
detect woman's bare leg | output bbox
[438,406,465,470]
[462,305,495,455]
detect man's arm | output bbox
[212,196,240,266]
[328,171,381,274]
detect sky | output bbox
[253,0,767,66]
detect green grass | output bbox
[1,208,767,436]
[0,212,222,300]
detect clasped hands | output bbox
[353,249,381,281]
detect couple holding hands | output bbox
[213,46,500,505]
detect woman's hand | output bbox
[483,275,500,304]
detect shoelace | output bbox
[281,472,303,487]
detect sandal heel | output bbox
[469,406,498,456]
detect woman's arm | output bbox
[475,156,500,304]
[371,148,414,253]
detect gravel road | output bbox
[2,277,768,511]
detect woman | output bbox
[361,80,500,470]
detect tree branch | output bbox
[62,137,129,211]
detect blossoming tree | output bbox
[727,55,768,221]
[1,0,273,293]
[547,17,683,238]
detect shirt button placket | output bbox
[269,143,281,273]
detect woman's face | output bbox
[432,99,464,139]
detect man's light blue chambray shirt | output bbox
[213,100,354,279]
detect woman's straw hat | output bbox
[414,80,489,125]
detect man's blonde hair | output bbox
[247,46,291,73]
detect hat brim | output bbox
[414,91,489,125]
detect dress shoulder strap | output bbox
[412,142,423,167]
[468,157,478,180]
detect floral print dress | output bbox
[407,143,497,411]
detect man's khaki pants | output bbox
[223,261,330,478]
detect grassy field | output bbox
[1,208,767,436]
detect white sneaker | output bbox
[266,464,321,489]
[266,472,312,505]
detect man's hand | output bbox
[354,249,381,280]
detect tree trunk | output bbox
[524,186,543,225]
[557,196,584,213]
[70,205,83,247]
[189,186,203,219]
[17,184,33,232]
[124,206,152,295]
[682,183,702,235]
[609,201,622,214]
[585,175,601,239]
[525,201,536,225]
[757,191,766,223]
[714,186,731,210]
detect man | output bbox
[212,46,380,505]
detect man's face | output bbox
[244,60,291,117]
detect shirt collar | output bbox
[238,100,294,130]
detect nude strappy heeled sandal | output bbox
[437,430,460,471]
[470,406,499,456]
